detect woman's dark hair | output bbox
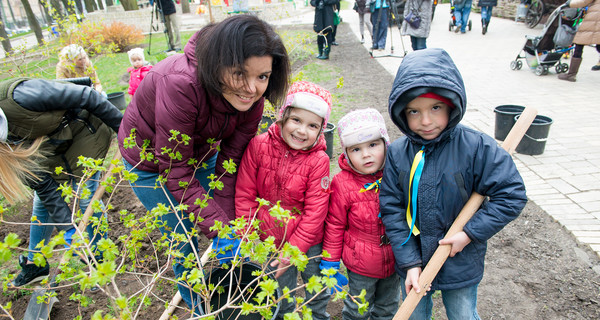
[196,15,291,107]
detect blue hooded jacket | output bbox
[380,48,527,290]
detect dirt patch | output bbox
[1,22,599,320]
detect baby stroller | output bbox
[448,0,472,32]
[510,4,584,76]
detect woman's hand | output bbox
[438,231,471,257]
[405,267,422,294]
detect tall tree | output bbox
[60,0,78,17]
[120,0,138,11]
[20,0,44,45]
[0,13,12,53]
[83,0,96,12]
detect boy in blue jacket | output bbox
[380,48,527,319]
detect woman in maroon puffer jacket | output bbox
[118,15,290,314]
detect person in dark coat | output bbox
[380,48,527,319]
[153,0,181,51]
[311,0,337,59]
[0,78,122,288]
[118,15,290,314]
[477,0,497,34]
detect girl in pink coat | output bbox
[236,81,333,320]
[126,48,152,96]
[322,108,400,320]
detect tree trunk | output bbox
[20,0,44,45]
[0,19,12,53]
[181,0,190,14]
[49,0,65,19]
[106,0,114,6]
[83,0,96,12]
[60,0,78,16]
[120,0,139,11]
[97,0,104,10]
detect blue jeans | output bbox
[480,6,493,24]
[370,7,389,49]
[123,154,217,315]
[343,270,401,320]
[400,278,480,320]
[410,37,427,51]
[28,172,105,262]
[268,244,331,320]
[454,1,472,32]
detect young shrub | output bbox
[101,22,144,53]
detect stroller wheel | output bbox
[468,20,472,31]
[543,66,549,75]
[535,65,545,76]
[510,61,518,70]
[517,60,523,70]
[555,64,563,74]
[560,63,569,73]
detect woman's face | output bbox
[221,55,273,112]
[74,54,88,68]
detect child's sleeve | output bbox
[322,175,347,262]
[235,137,261,225]
[380,144,423,271]
[287,154,331,253]
[464,137,528,243]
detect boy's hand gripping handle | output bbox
[394,107,538,320]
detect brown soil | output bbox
[1,22,600,320]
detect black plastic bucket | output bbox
[324,122,336,158]
[494,105,525,141]
[515,114,553,155]
[206,262,281,320]
[107,92,127,110]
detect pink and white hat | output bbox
[279,81,332,131]
[337,108,390,150]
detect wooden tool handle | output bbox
[394,107,538,320]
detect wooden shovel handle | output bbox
[394,107,538,320]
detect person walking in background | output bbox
[1,78,122,288]
[311,0,337,59]
[118,15,290,314]
[478,0,497,34]
[453,0,472,33]
[236,81,333,320]
[127,48,153,97]
[152,0,181,51]
[56,44,104,94]
[332,0,341,46]
[322,108,401,320]
[380,48,527,320]
[371,0,390,50]
[355,0,373,44]
[402,0,433,50]
[559,0,600,81]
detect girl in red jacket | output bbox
[321,108,400,320]
[126,48,152,97]
[236,81,333,320]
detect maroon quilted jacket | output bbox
[235,123,330,253]
[118,31,264,238]
[323,153,395,279]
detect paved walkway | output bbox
[273,4,600,258]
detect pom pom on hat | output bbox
[0,107,7,143]
[60,44,86,61]
[127,48,145,65]
[337,108,390,150]
[279,81,332,129]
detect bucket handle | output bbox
[524,133,548,142]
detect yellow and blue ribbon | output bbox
[360,178,381,193]
[401,146,424,246]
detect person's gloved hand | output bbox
[319,260,348,294]
[211,231,242,265]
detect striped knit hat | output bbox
[279,81,332,132]
[337,108,390,150]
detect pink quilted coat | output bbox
[235,123,331,253]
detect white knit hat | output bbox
[279,81,332,131]
[337,108,390,150]
[0,107,7,142]
[60,44,86,61]
[127,48,145,65]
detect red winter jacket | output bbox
[235,124,331,253]
[127,65,152,96]
[118,31,264,238]
[323,154,395,279]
